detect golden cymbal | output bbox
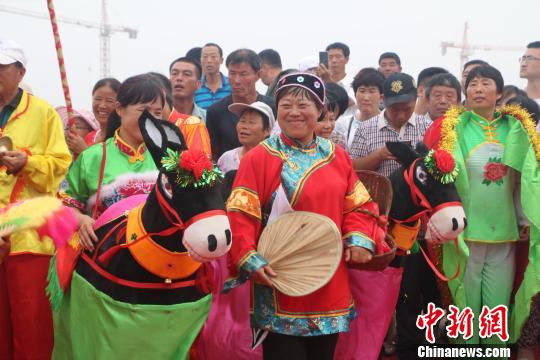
[0,137,13,153]
[0,136,14,166]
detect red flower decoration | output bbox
[179,149,213,180]
[433,150,455,173]
[484,162,507,182]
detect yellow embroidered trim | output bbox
[114,129,145,163]
[464,141,502,161]
[275,296,355,318]
[227,187,262,220]
[237,250,257,271]
[342,231,373,241]
[290,142,335,207]
[343,181,371,214]
[260,142,282,158]
[470,111,501,143]
[261,142,302,170]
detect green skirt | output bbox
[52,271,212,360]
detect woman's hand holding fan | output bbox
[252,265,277,287]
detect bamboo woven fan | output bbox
[257,211,342,297]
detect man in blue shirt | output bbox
[194,43,232,109]
[206,49,275,159]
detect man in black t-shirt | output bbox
[206,49,275,159]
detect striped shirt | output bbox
[194,73,232,109]
[349,112,432,177]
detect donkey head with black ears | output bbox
[386,141,467,245]
[139,110,231,262]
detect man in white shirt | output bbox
[520,41,540,107]
[324,42,355,100]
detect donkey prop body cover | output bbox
[47,111,231,360]
[195,142,466,360]
[335,141,467,360]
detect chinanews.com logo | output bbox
[417,346,511,358]
[416,303,511,358]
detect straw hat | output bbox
[257,211,342,297]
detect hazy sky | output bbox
[2,0,538,109]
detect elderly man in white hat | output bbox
[0,38,71,359]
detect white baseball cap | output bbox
[0,39,27,68]
[228,101,276,131]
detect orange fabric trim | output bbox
[389,219,421,251]
[227,187,262,220]
[9,148,32,203]
[343,181,371,214]
[125,205,201,280]
[6,251,51,257]
[3,93,32,203]
[1,92,31,134]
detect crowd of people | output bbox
[1,36,540,359]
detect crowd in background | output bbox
[1,37,540,359]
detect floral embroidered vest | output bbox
[458,111,518,242]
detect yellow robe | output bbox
[0,91,71,255]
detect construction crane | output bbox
[0,1,137,77]
[441,22,523,70]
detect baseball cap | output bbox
[0,39,27,68]
[228,101,276,130]
[382,73,417,107]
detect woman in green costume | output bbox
[424,65,540,347]
[60,74,165,250]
